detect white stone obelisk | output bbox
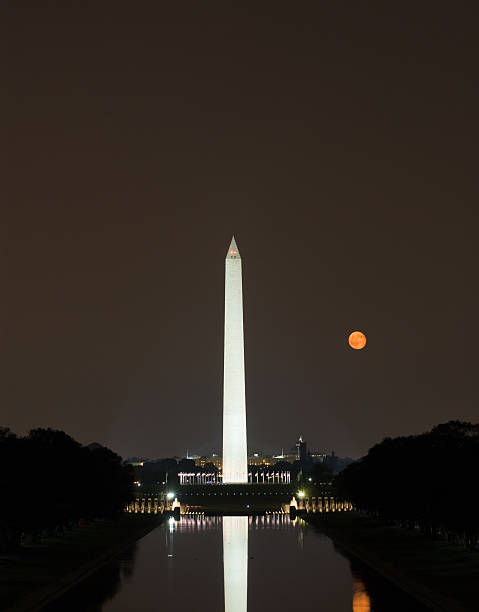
[222,237,248,483]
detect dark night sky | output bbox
[4,2,479,460]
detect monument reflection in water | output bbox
[42,514,413,612]
[222,515,370,612]
[223,516,248,612]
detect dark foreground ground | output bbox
[0,515,162,612]
[305,512,479,612]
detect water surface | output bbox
[46,515,427,611]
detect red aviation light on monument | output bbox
[226,236,241,260]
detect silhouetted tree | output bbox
[334,421,479,549]
[303,461,334,484]
[0,428,134,551]
[177,458,196,472]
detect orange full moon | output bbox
[348,331,367,350]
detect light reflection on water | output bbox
[221,516,371,612]
[44,515,426,612]
[223,516,248,612]
[353,577,371,612]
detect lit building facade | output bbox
[198,454,222,470]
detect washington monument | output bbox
[222,237,248,483]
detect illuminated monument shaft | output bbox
[222,237,248,483]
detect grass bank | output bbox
[0,514,163,612]
[304,512,479,612]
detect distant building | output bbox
[187,435,329,470]
[272,449,297,463]
[296,436,307,460]
[248,452,276,466]
[185,451,200,461]
[125,457,147,467]
[198,454,222,470]
[248,453,263,466]
[310,453,327,462]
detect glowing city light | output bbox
[167,492,175,499]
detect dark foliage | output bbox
[0,427,134,551]
[323,453,355,475]
[135,458,178,485]
[301,460,334,484]
[334,421,479,548]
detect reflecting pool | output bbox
[45,515,427,611]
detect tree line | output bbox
[334,421,479,549]
[0,427,134,552]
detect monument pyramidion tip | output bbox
[227,236,240,259]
